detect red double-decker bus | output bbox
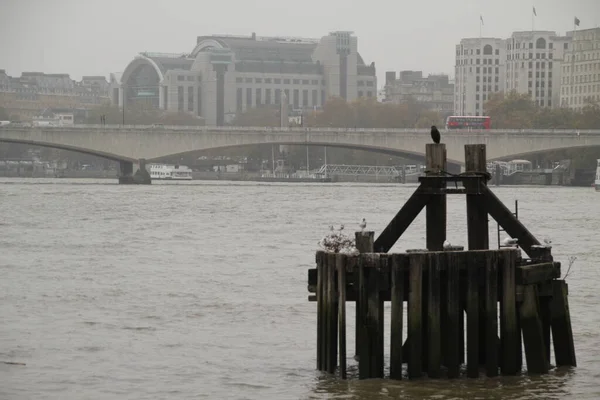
[445,116,491,130]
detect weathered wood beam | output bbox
[480,185,541,257]
[374,188,430,253]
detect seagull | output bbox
[543,238,552,245]
[443,240,452,249]
[339,224,344,231]
[502,237,519,247]
[329,225,334,232]
[359,218,367,232]
[431,125,441,144]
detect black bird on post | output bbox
[430,125,441,144]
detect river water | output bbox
[1,178,599,399]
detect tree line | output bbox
[484,91,600,129]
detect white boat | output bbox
[148,163,193,180]
[595,159,600,191]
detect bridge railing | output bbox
[3,124,600,135]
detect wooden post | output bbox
[550,280,577,367]
[390,254,406,380]
[500,249,520,375]
[445,251,461,378]
[337,254,347,379]
[356,231,374,254]
[355,231,373,360]
[408,253,425,378]
[464,145,490,368]
[316,252,324,371]
[519,285,549,374]
[464,144,489,250]
[466,252,480,378]
[357,253,384,379]
[484,252,499,377]
[427,253,442,378]
[425,144,447,251]
[326,253,338,374]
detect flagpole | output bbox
[569,18,578,108]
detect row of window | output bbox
[236,88,322,111]
[566,52,600,62]
[507,52,555,60]
[563,63,600,73]
[457,58,501,65]
[457,46,501,56]
[562,74,599,84]
[561,95,600,105]
[235,77,323,85]
[507,40,564,51]
[177,75,199,82]
[562,84,600,95]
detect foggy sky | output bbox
[1,0,598,85]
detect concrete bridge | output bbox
[1,125,599,183]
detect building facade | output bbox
[505,31,570,108]
[114,31,377,126]
[384,70,454,116]
[0,70,109,120]
[454,38,507,116]
[560,27,600,110]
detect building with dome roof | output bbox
[111,31,377,126]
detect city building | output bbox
[0,70,109,120]
[384,70,454,116]
[454,38,507,116]
[113,31,377,126]
[505,31,570,108]
[560,27,600,109]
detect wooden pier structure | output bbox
[307,144,576,379]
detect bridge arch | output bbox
[0,138,135,163]
[147,142,464,169]
[489,144,600,162]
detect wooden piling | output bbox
[466,252,480,378]
[445,251,462,378]
[326,253,338,374]
[390,254,406,380]
[425,144,447,251]
[550,280,577,367]
[500,249,520,375]
[308,143,576,381]
[357,253,385,379]
[408,253,425,379]
[427,253,442,378]
[484,252,499,377]
[337,254,347,379]
[464,144,489,250]
[355,231,374,359]
[520,285,549,374]
[316,252,324,371]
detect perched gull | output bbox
[339,224,345,231]
[359,218,367,232]
[329,225,334,232]
[502,237,519,247]
[544,238,552,245]
[443,240,452,249]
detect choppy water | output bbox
[1,178,599,399]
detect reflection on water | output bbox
[1,178,600,399]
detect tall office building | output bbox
[454,38,506,116]
[560,27,600,110]
[505,31,570,108]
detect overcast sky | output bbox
[1,0,598,86]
